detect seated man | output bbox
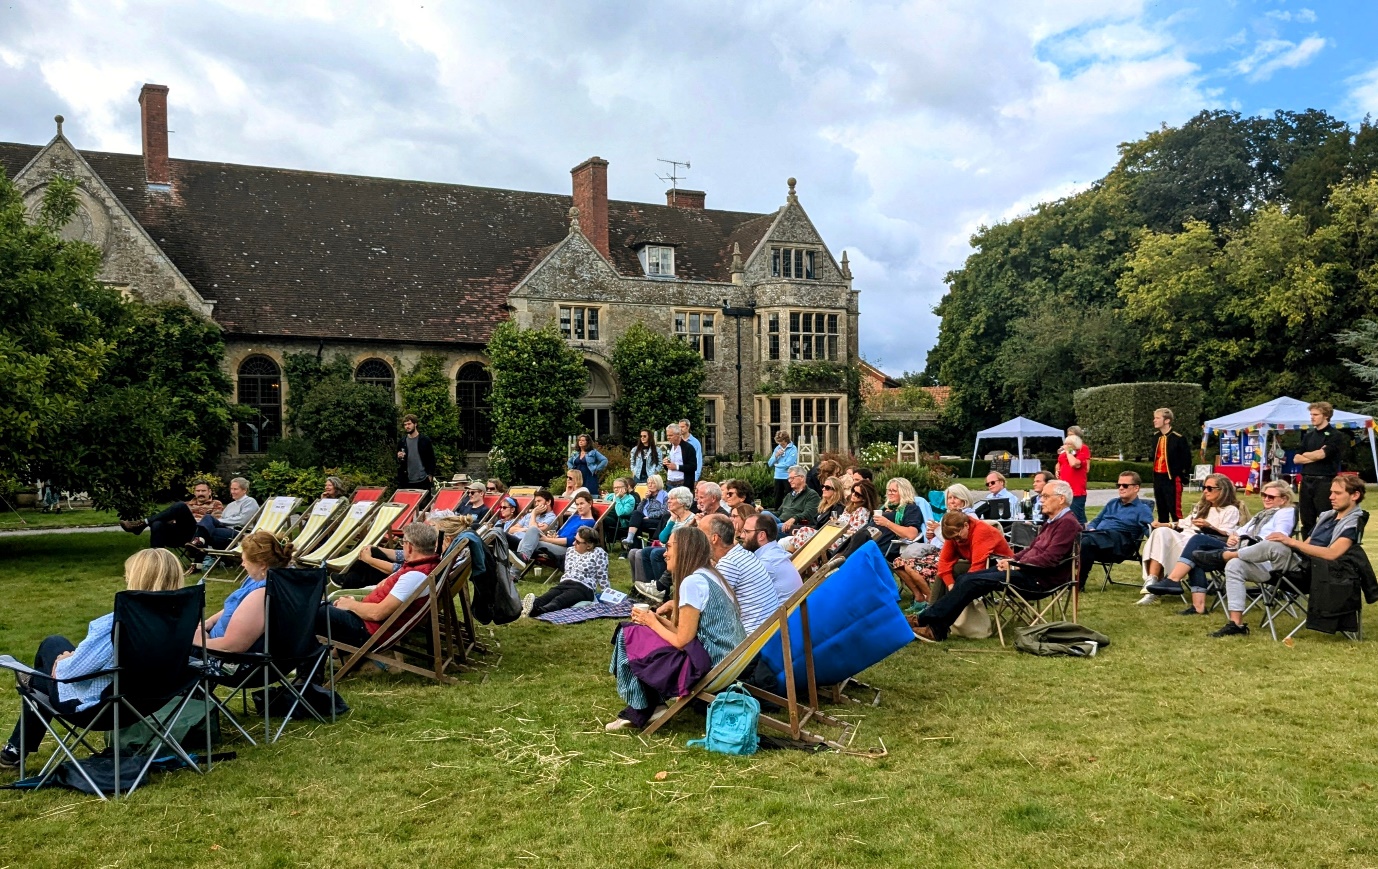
[190,477,259,550]
[316,522,442,649]
[703,513,782,634]
[119,481,225,549]
[981,472,1022,515]
[1020,471,1051,522]
[1076,471,1153,587]
[456,481,489,519]
[694,481,730,517]
[740,512,802,601]
[1212,475,1366,637]
[777,465,822,533]
[914,480,1079,641]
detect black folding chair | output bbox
[1093,530,1148,591]
[0,586,209,800]
[205,567,334,744]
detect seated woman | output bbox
[514,491,598,568]
[629,486,696,601]
[781,475,846,552]
[321,476,349,501]
[874,477,934,557]
[431,513,487,580]
[620,474,669,548]
[599,477,638,545]
[506,489,559,553]
[606,525,746,731]
[567,433,609,497]
[1212,475,1366,637]
[558,469,589,501]
[1,549,184,769]
[1163,479,1295,615]
[490,496,522,537]
[832,479,880,554]
[889,483,981,595]
[195,531,295,653]
[897,511,1012,618]
[1137,473,1246,605]
[522,527,610,618]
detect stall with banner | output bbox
[1200,396,1377,492]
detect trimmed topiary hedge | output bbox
[1074,382,1203,461]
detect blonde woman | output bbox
[782,476,847,553]
[2,549,184,769]
[1138,473,1247,604]
[196,531,295,653]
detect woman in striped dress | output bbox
[607,525,745,731]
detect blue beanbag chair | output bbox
[759,540,913,691]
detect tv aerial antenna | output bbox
[656,158,690,194]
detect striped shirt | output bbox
[714,545,782,634]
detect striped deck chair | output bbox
[352,487,387,504]
[324,503,408,574]
[296,500,379,567]
[790,521,848,579]
[634,483,649,499]
[202,497,300,581]
[641,559,860,750]
[508,485,539,497]
[292,498,347,555]
[326,544,473,685]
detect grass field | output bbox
[2,493,1378,868]
[0,507,119,530]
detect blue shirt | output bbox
[209,577,267,643]
[1087,498,1153,537]
[767,443,799,479]
[54,613,116,711]
[685,435,703,482]
[557,515,596,542]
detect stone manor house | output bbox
[0,84,862,467]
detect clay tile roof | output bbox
[2,143,774,344]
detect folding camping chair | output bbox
[201,497,301,581]
[291,498,347,556]
[987,539,1080,647]
[0,585,210,800]
[927,490,947,518]
[326,545,473,685]
[204,567,334,745]
[324,503,409,576]
[296,500,380,567]
[790,521,847,580]
[1248,513,1369,642]
[641,559,862,750]
[1093,526,1150,591]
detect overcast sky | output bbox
[4,0,1377,375]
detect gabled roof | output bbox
[0,143,774,344]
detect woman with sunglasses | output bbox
[1159,479,1295,615]
[522,526,609,618]
[491,496,522,535]
[1137,473,1247,604]
[630,429,659,485]
[832,478,880,554]
[781,475,846,552]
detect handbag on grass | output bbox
[687,683,759,756]
[951,600,993,639]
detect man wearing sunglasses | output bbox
[1076,472,1153,587]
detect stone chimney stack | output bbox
[666,188,705,209]
[570,157,609,259]
[139,83,171,187]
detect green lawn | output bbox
[3,495,1378,868]
[0,506,120,530]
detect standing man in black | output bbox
[396,414,436,490]
[1295,401,1342,537]
[1151,407,1191,523]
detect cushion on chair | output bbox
[759,541,913,691]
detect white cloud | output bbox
[1346,65,1378,118]
[1231,34,1327,83]
[0,0,1231,376]
[1265,8,1317,24]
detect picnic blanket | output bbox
[535,600,634,625]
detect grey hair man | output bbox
[777,464,821,533]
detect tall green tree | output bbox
[611,322,705,444]
[487,322,586,482]
[400,354,463,475]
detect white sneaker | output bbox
[633,581,665,605]
[1135,593,1159,605]
[648,705,670,724]
[604,717,634,732]
[520,593,535,618]
[510,552,528,571]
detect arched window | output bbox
[354,358,395,394]
[579,361,615,443]
[237,355,281,454]
[456,362,493,452]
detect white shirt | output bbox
[388,569,430,602]
[666,443,685,483]
[753,541,802,601]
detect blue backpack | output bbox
[687,683,759,756]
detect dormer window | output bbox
[640,244,675,277]
[771,247,817,279]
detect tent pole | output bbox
[1016,435,1024,477]
[970,440,979,478]
[1369,428,1377,484]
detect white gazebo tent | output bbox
[970,416,1066,477]
[1201,396,1377,487]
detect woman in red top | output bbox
[894,511,1012,612]
[1057,433,1090,524]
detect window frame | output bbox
[641,244,675,277]
[759,308,841,362]
[756,392,846,456]
[455,362,493,452]
[673,308,717,361]
[769,246,819,280]
[236,354,282,455]
[353,357,395,394]
[557,304,603,342]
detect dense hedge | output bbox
[703,462,779,508]
[875,463,950,498]
[1087,460,1156,483]
[1074,382,1203,460]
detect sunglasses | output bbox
[822,485,835,490]
[486,487,497,493]
[1262,492,1282,500]
[1201,485,1220,492]
[1116,483,1137,489]
[985,481,999,487]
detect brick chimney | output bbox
[666,188,705,210]
[139,83,171,187]
[570,157,609,258]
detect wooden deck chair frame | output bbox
[641,561,861,751]
[323,502,409,575]
[326,545,472,685]
[296,500,380,567]
[988,540,1080,647]
[292,498,348,556]
[201,497,301,582]
[508,485,539,497]
[790,521,847,580]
